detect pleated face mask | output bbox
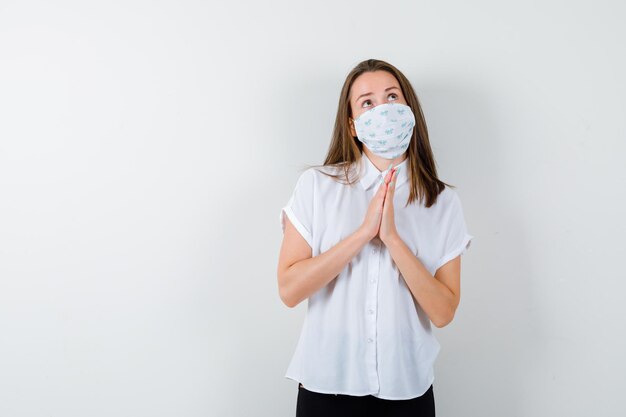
[353,102,415,159]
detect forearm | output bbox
[282,228,370,308]
[384,234,455,327]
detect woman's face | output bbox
[348,70,408,137]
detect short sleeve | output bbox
[279,169,315,248]
[433,191,474,273]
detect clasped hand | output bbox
[360,165,400,244]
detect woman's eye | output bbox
[362,94,399,108]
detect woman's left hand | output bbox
[379,167,400,244]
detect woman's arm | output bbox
[277,217,370,308]
[384,234,461,328]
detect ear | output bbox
[349,117,356,137]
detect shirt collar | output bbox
[358,151,409,191]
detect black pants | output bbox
[295,383,435,417]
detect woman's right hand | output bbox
[359,169,394,241]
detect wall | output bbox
[0,1,624,416]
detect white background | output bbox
[1,1,624,416]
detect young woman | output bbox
[277,59,474,417]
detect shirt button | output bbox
[367,338,373,343]
[372,248,378,254]
[368,309,374,314]
[370,278,376,283]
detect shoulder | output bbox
[289,168,316,198]
[302,163,355,185]
[431,185,460,210]
[291,166,330,193]
[423,186,466,222]
[295,167,317,182]
[290,162,360,196]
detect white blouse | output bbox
[279,151,474,400]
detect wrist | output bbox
[382,231,402,247]
[355,225,373,244]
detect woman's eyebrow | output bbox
[355,86,400,102]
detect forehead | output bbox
[350,70,400,99]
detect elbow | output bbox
[433,315,453,328]
[433,294,460,328]
[278,272,297,308]
[279,284,304,308]
[432,308,456,328]
[279,288,297,308]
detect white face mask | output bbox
[353,102,415,159]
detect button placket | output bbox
[369,243,378,284]
[365,241,381,392]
